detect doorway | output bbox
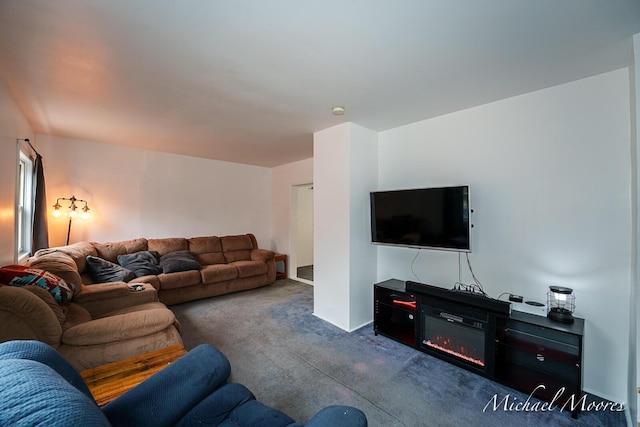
[291,183,313,284]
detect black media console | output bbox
[374,279,584,418]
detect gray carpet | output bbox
[170,280,625,427]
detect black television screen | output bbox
[370,186,471,251]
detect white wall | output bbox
[36,135,273,247]
[314,122,378,331]
[377,69,631,403]
[0,81,33,265]
[314,124,351,328]
[348,124,379,329]
[271,157,313,276]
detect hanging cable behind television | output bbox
[453,252,489,297]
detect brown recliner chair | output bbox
[0,284,182,370]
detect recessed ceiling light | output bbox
[332,106,345,115]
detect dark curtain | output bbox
[31,152,49,252]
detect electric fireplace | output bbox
[377,280,585,419]
[421,304,486,368]
[419,296,493,374]
[407,281,510,377]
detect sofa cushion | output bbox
[221,235,256,263]
[148,238,189,257]
[159,251,201,274]
[85,256,136,283]
[0,265,75,305]
[64,303,92,329]
[61,308,177,346]
[157,270,202,290]
[200,263,238,283]
[229,399,297,426]
[188,236,225,265]
[94,238,148,263]
[28,251,83,292]
[231,260,268,278]
[117,251,162,277]
[220,234,256,252]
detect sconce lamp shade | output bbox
[52,201,62,217]
[52,195,90,220]
[547,285,575,324]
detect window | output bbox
[16,150,34,261]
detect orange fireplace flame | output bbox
[424,335,484,367]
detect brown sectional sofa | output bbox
[0,233,275,370]
[0,283,182,370]
[28,233,276,306]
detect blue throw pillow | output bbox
[159,251,201,274]
[86,256,136,283]
[117,251,162,277]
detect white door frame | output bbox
[290,182,313,285]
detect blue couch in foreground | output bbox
[0,340,367,427]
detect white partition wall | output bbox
[313,123,378,331]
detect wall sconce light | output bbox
[52,195,90,245]
[546,286,575,324]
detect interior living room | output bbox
[0,1,639,426]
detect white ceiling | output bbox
[1,1,639,167]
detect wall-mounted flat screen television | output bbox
[370,186,471,251]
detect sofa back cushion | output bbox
[33,242,97,275]
[188,236,224,265]
[28,251,83,292]
[148,238,189,257]
[94,238,148,263]
[221,234,257,263]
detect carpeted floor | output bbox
[170,280,626,427]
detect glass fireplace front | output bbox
[420,301,488,372]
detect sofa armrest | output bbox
[0,286,63,347]
[74,282,158,318]
[73,282,130,303]
[251,249,274,262]
[0,340,95,400]
[103,344,231,427]
[303,405,368,427]
[61,308,176,346]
